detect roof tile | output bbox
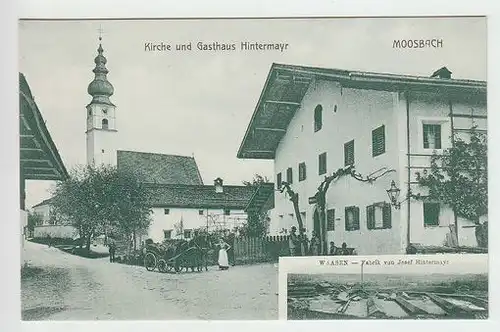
[117,150,203,185]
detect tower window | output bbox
[102,118,109,129]
[101,149,105,153]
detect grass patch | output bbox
[22,306,68,321]
[29,237,78,246]
[21,265,45,280]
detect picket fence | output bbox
[233,235,290,265]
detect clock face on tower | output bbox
[102,108,108,114]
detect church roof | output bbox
[145,184,257,209]
[117,150,204,185]
[87,40,115,106]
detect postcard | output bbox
[18,16,487,321]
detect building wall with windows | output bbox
[271,83,486,253]
[273,80,404,254]
[148,207,247,243]
[404,91,487,247]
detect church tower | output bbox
[86,36,117,166]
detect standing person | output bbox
[300,228,309,256]
[217,238,231,270]
[309,231,321,256]
[289,226,298,256]
[108,237,116,263]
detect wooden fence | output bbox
[233,235,290,265]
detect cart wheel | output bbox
[158,259,168,273]
[144,252,157,271]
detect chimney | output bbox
[214,177,224,193]
[431,66,452,79]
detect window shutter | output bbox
[327,209,335,231]
[382,203,392,229]
[344,140,355,166]
[372,125,386,157]
[423,125,430,149]
[435,125,442,149]
[344,207,349,231]
[366,205,375,230]
[354,207,360,230]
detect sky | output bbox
[19,17,487,209]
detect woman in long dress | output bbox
[218,239,231,270]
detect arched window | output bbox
[314,104,323,132]
[102,118,109,129]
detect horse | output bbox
[190,233,214,271]
[171,239,204,272]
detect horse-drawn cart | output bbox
[144,237,211,273]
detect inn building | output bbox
[237,63,487,255]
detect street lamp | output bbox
[386,180,420,209]
[386,180,401,209]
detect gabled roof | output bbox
[20,73,69,180]
[117,150,203,185]
[146,184,257,209]
[237,63,487,160]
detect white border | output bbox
[2,1,500,332]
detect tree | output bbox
[241,174,271,237]
[50,164,152,252]
[242,174,270,187]
[27,211,43,232]
[416,127,487,247]
[280,165,395,254]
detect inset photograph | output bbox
[280,254,488,320]
[287,272,487,319]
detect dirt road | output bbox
[21,241,278,320]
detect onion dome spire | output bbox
[87,36,115,106]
